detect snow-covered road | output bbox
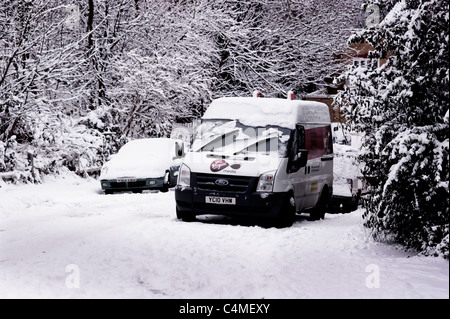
[0,175,448,299]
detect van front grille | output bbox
[195,173,255,193]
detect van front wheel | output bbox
[176,207,196,222]
[274,193,296,228]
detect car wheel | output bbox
[105,190,113,195]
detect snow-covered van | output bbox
[175,93,333,226]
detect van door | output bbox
[302,124,333,209]
[287,124,308,211]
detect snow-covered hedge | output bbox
[335,0,449,258]
[1,118,101,183]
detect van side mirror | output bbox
[173,141,185,159]
[296,149,308,168]
[287,148,308,173]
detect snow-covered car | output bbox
[332,123,348,145]
[331,143,368,213]
[100,138,185,194]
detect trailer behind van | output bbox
[175,93,333,227]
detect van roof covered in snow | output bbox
[203,97,330,129]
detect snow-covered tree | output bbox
[212,0,364,98]
[0,0,366,180]
[105,0,219,137]
[0,0,105,180]
[335,0,449,258]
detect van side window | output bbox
[324,125,333,155]
[296,124,305,152]
[296,126,305,153]
[304,125,333,159]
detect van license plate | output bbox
[205,196,236,205]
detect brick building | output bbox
[303,42,386,123]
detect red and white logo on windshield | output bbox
[210,159,229,172]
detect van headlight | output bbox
[177,164,191,187]
[257,171,276,192]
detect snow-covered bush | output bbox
[0,114,106,182]
[335,0,449,258]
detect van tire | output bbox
[275,193,296,228]
[310,188,329,221]
[176,207,196,222]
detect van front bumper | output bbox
[175,186,289,218]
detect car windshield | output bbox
[192,119,291,157]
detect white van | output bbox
[175,93,333,227]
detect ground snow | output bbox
[0,175,448,299]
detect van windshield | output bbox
[192,119,292,157]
